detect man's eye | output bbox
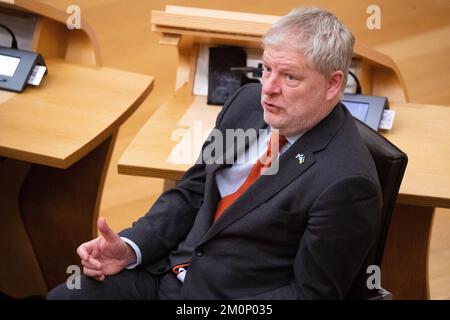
[263,66,272,73]
[287,74,297,81]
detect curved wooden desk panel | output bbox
[11,0,101,65]
[19,134,115,291]
[0,137,114,295]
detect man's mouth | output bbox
[263,101,282,113]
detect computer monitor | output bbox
[0,54,20,77]
[342,100,369,122]
[341,94,388,131]
[0,46,46,92]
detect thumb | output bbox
[97,217,119,243]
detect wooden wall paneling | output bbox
[65,29,97,66]
[33,17,68,60]
[33,17,97,66]
[0,159,47,298]
[19,134,116,290]
[174,35,196,92]
[382,204,434,300]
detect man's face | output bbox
[261,45,337,136]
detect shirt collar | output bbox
[268,126,305,146]
[285,131,304,146]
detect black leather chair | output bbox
[346,119,408,300]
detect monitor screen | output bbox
[342,100,369,122]
[0,54,20,77]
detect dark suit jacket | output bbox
[120,83,382,299]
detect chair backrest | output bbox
[347,119,408,299]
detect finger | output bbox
[91,244,99,258]
[81,256,101,270]
[83,266,104,278]
[95,274,105,282]
[97,217,119,243]
[77,244,90,261]
[88,255,101,269]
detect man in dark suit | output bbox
[48,7,381,300]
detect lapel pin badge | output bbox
[296,153,305,164]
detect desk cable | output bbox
[0,24,19,49]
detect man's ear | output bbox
[326,70,344,101]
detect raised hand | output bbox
[77,217,137,281]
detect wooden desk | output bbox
[0,1,153,298]
[118,6,449,299]
[118,85,215,182]
[379,102,450,300]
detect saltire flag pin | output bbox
[296,153,305,164]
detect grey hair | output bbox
[262,7,354,91]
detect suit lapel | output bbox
[200,103,347,244]
[200,103,267,225]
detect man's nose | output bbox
[262,74,281,96]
